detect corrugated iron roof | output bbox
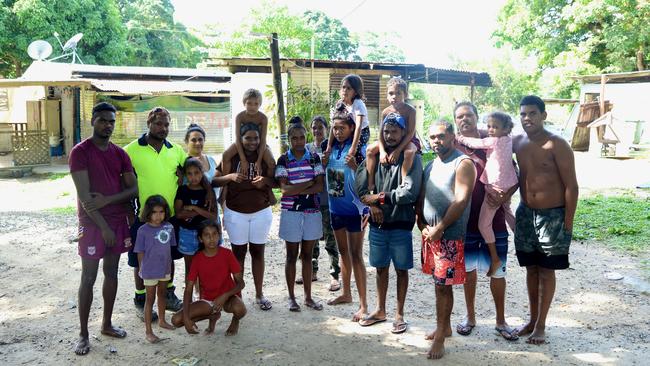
[21,61,230,80]
[88,79,228,95]
[207,57,491,87]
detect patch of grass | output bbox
[45,172,69,180]
[44,206,76,215]
[573,194,650,253]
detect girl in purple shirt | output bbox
[134,195,177,343]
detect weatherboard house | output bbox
[0,61,231,170]
[207,57,491,141]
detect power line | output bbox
[341,0,368,20]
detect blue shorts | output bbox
[178,227,199,255]
[330,213,362,233]
[464,231,508,278]
[279,210,323,243]
[368,227,413,270]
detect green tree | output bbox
[0,0,128,77]
[358,32,406,63]
[117,0,206,68]
[213,1,314,58]
[211,3,406,63]
[457,52,541,114]
[304,10,357,60]
[494,0,650,73]
[409,85,439,131]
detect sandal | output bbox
[456,322,475,336]
[328,279,341,292]
[391,321,408,334]
[256,298,272,311]
[495,326,519,341]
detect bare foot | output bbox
[225,318,240,336]
[145,333,160,343]
[425,327,452,340]
[158,320,175,330]
[526,328,546,345]
[205,312,221,335]
[74,337,90,355]
[352,307,368,322]
[514,322,535,337]
[486,259,502,277]
[427,337,445,359]
[100,325,127,338]
[327,294,352,306]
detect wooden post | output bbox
[270,32,287,153]
[470,76,475,102]
[599,74,606,115]
[310,36,315,99]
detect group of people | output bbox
[70,74,578,361]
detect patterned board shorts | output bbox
[514,203,572,270]
[421,236,466,286]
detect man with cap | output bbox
[355,113,423,334]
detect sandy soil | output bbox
[1,154,649,365]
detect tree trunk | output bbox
[636,47,645,71]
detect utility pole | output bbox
[270,32,287,153]
[310,36,315,99]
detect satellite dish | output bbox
[49,32,84,64]
[62,33,83,52]
[27,40,53,61]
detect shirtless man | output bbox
[512,95,579,345]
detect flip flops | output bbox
[495,326,519,341]
[359,315,387,327]
[256,298,272,311]
[328,279,341,292]
[391,321,408,334]
[304,301,323,311]
[456,323,475,336]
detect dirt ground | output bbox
[0,152,649,365]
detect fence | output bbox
[0,123,50,169]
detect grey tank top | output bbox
[423,149,472,240]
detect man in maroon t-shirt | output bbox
[453,102,519,341]
[69,102,138,356]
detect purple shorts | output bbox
[78,218,131,259]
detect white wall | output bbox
[5,86,46,123]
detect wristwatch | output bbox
[378,192,385,205]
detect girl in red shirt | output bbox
[171,220,247,336]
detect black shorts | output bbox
[127,217,183,268]
[330,213,363,233]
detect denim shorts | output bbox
[368,227,413,270]
[330,213,363,232]
[464,231,508,278]
[178,227,199,255]
[279,210,323,243]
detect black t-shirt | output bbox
[175,185,208,230]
